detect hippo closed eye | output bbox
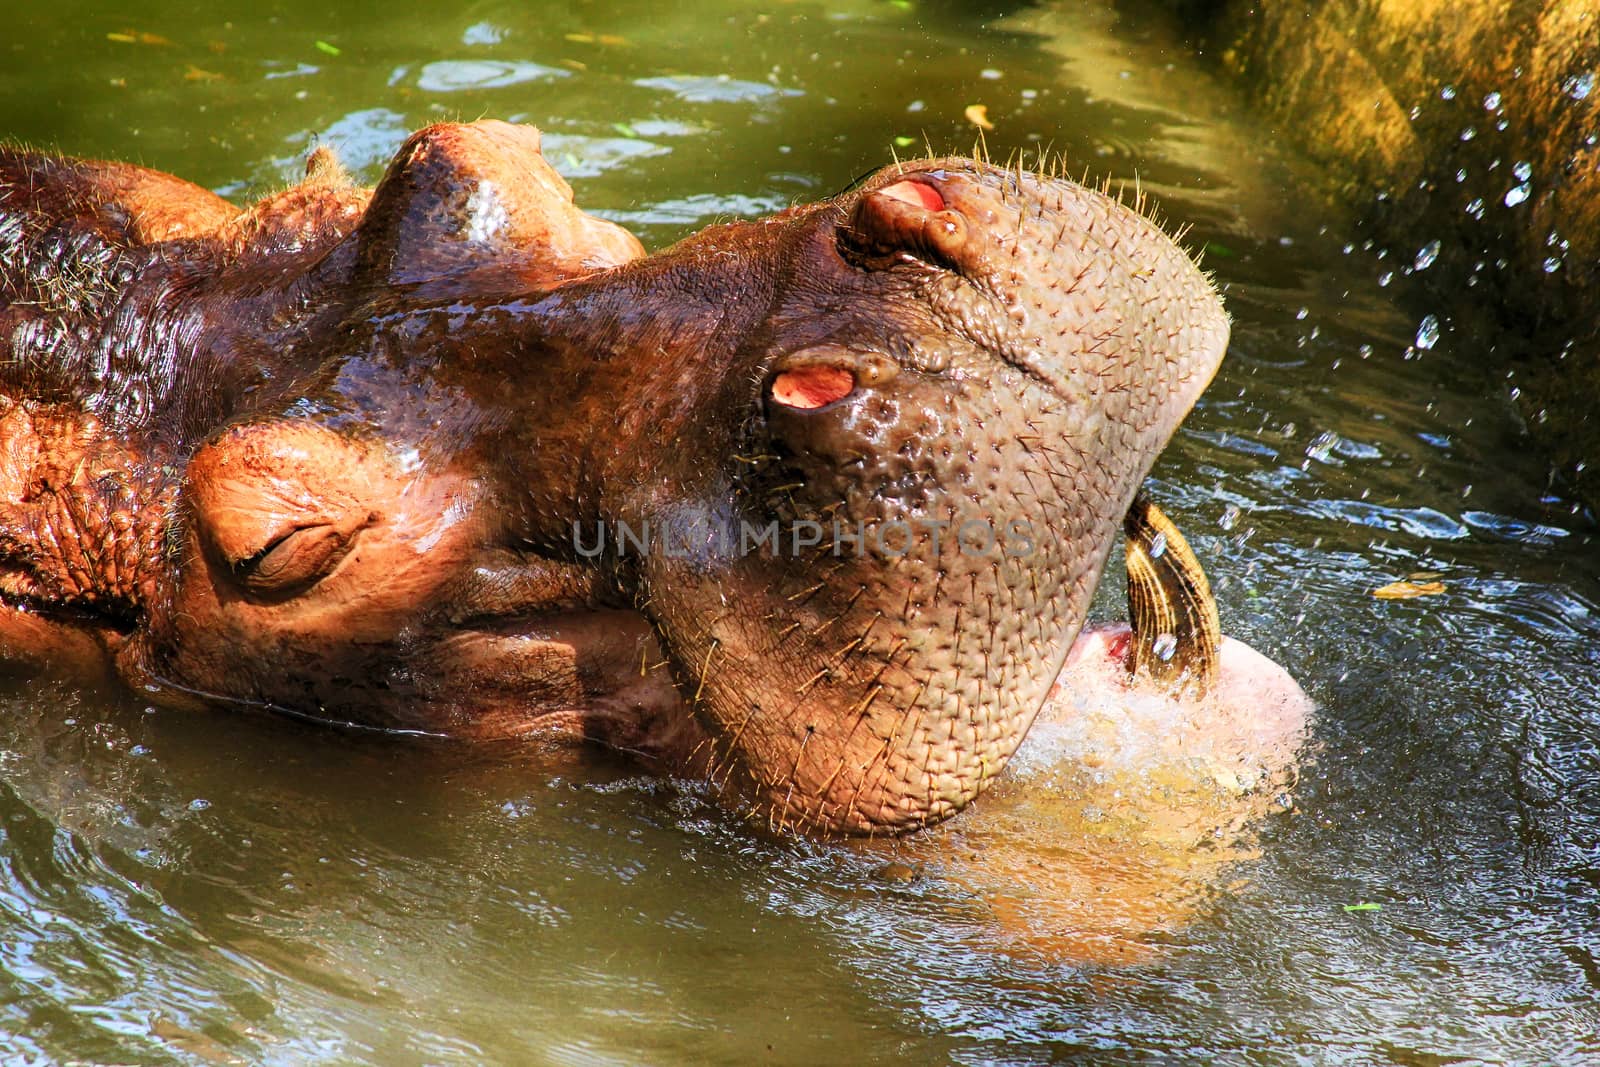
[0,121,1231,835]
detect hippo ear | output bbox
[352,121,644,289]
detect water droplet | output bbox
[189,798,212,812]
[1408,105,1421,120]
[1295,307,1309,320]
[1566,72,1594,100]
[1148,532,1167,559]
[1505,182,1531,207]
[1465,197,1486,218]
[1543,256,1562,273]
[1513,160,1533,181]
[1219,504,1241,531]
[1440,84,1457,100]
[1455,168,1467,183]
[1416,314,1441,349]
[1151,633,1178,662]
[1496,118,1510,131]
[1358,343,1373,359]
[1414,240,1441,270]
[1483,90,1502,110]
[1459,126,1476,141]
[1510,386,1521,401]
[980,68,1003,80]
[907,99,925,112]
[1378,271,1394,287]
[1306,430,1341,463]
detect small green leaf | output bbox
[893,135,916,148]
[1342,902,1383,912]
[612,122,639,138]
[315,40,342,56]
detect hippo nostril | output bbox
[771,364,856,410]
[877,180,945,212]
[844,176,968,270]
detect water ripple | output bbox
[634,75,802,104]
[416,59,569,92]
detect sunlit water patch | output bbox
[1,0,1598,1062]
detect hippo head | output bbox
[85,127,1225,835]
[601,162,1230,832]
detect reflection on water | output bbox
[3,0,1600,1062]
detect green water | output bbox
[3,1,1599,1063]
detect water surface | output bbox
[2,1,1598,1062]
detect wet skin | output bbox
[0,120,1236,835]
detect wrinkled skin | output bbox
[0,120,1229,835]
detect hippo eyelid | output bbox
[229,513,376,599]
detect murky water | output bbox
[3,0,1598,1062]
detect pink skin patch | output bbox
[877,180,945,212]
[771,365,856,409]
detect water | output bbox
[4,0,1599,1062]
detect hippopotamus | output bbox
[0,119,1287,836]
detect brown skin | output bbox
[0,120,1228,835]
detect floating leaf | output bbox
[314,40,341,56]
[1342,902,1383,912]
[964,103,994,130]
[109,30,172,46]
[1372,579,1445,600]
[893,135,916,148]
[611,121,638,138]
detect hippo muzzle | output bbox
[620,159,1229,832]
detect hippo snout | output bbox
[630,157,1230,832]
